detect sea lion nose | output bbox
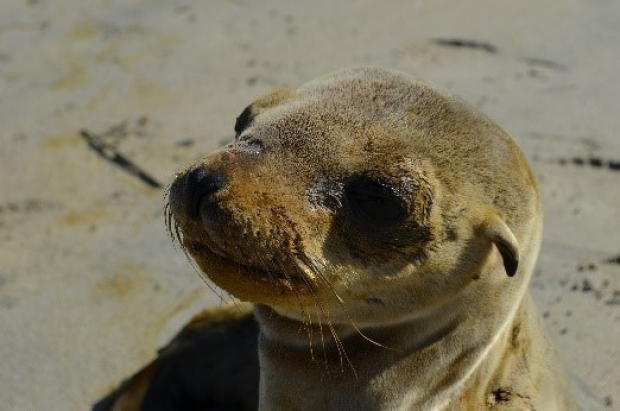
[184,166,226,219]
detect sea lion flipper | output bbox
[95,303,259,411]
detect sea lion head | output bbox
[167,67,541,326]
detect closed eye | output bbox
[345,177,406,227]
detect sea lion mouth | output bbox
[186,240,311,291]
[165,197,317,301]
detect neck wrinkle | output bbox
[254,299,468,356]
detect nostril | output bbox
[185,166,226,219]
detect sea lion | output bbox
[100,67,576,410]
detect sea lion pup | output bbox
[101,67,576,410]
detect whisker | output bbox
[300,256,355,375]
[327,315,356,377]
[165,211,235,305]
[242,229,315,348]
[282,250,327,368]
[265,242,317,358]
[285,250,356,377]
[298,253,397,355]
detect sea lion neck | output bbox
[254,295,521,410]
[253,294,485,355]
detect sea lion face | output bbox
[167,68,538,325]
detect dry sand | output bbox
[0,0,618,409]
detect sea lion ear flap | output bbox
[482,215,520,277]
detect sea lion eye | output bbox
[345,178,407,227]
